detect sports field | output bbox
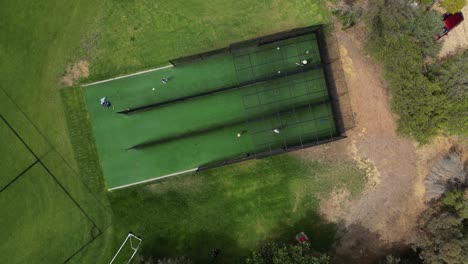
[110,155,367,263]
[2,0,366,262]
[84,30,338,190]
[0,1,116,263]
[0,91,112,264]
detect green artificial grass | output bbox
[109,155,367,263]
[84,33,337,189]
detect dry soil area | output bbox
[297,24,459,263]
[62,60,89,87]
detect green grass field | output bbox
[0,91,114,264]
[0,163,95,263]
[84,31,337,189]
[109,155,366,263]
[89,0,328,80]
[0,0,367,263]
[0,0,115,263]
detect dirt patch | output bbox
[438,5,468,58]
[62,60,89,87]
[329,24,424,245]
[295,23,464,262]
[319,188,351,222]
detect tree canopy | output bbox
[365,0,467,143]
[246,243,329,264]
[413,190,468,263]
[440,0,467,14]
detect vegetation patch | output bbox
[109,155,366,263]
[365,0,467,143]
[425,147,466,200]
[440,0,467,14]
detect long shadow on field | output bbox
[127,100,328,150]
[141,211,336,263]
[260,210,337,253]
[331,223,415,264]
[145,229,246,263]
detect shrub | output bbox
[410,10,443,57]
[246,242,329,264]
[440,0,467,13]
[331,0,363,29]
[364,0,468,143]
[425,150,466,200]
[414,189,468,263]
[428,51,468,135]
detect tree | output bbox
[331,0,363,30]
[384,156,466,263]
[424,150,466,200]
[440,0,467,14]
[428,51,468,136]
[412,190,468,263]
[410,9,443,57]
[429,51,468,101]
[363,0,468,143]
[379,253,422,264]
[246,242,329,264]
[136,256,192,264]
[442,190,468,218]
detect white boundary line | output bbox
[109,233,142,264]
[82,64,173,87]
[108,167,198,191]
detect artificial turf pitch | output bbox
[84,31,337,190]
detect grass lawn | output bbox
[88,0,328,79]
[0,0,115,263]
[0,0,361,263]
[0,90,115,264]
[109,155,366,263]
[0,163,96,263]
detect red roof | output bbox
[444,12,464,30]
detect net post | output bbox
[109,233,142,264]
[109,234,130,264]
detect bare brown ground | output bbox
[296,24,460,262]
[438,5,468,58]
[62,60,89,87]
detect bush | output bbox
[425,150,466,200]
[136,256,193,264]
[414,189,468,263]
[428,51,468,135]
[410,10,443,57]
[364,0,468,143]
[331,0,363,29]
[246,242,329,264]
[332,8,362,29]
[440,0,467,13]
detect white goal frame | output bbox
[109,233,142,264]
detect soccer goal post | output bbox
[109,233,142,264]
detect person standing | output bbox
[100,97,111,107]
